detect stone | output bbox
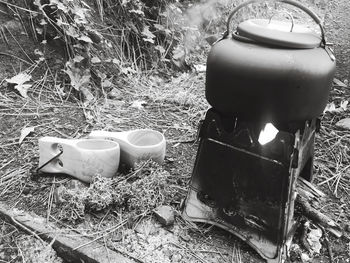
[153,205,175,226]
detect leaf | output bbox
[91,57,101,64]
[129,9,144,16]
[193,64,206,72]
[34,49,44,57]
[50,0,69,12]
[6,73,32,98]
[153,24,165,31]
[154,45,166,54]
[340,100,348,111]
[102,79,113,88]
[56,17,68,27]
[6,72,31,85]
[112,58,120,65]
[142,26,156,43]
[130,100,147,109]
[65,27,79,38]
[333,78,347,87]
[19,126,35,144]
[78,35,93,43]
[336,118,350,130]
[323,101,348,113]
[73,55,85,63]
[324,102,336,113]
[15,84,32,98]
[64,61,91,91]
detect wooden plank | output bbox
[0,202,138,263]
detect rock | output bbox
[336,118,350,130]
[153,205,175,226]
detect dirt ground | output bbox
[0,1,350,263]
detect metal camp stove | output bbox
[183,109,317,262]
[182,1,336,262]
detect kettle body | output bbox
[205,37,336,121]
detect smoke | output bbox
[164,0,234,68]
[183,0,232,49]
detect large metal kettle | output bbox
[205,0,336,122]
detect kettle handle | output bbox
[225,0,326,46]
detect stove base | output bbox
[183,109,317,263]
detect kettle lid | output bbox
[237,19,321,49]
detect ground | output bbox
[0,1,350,263]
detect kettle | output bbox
[205,0,336,122]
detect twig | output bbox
[0,0,39,14]
[296,195,343,238]
[73,219,128,251]
[0,158,14,170]
[11,216,45,244]
[320,226,334,263]
[0,52,32,65]
[46,177,55,222]
[4,26,34,64]
[170,242,209,263]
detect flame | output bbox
[258,123,278,145]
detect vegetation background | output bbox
[0,0,349,262]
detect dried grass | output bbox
[315,105,350,196]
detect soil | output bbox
[0,1,350,263]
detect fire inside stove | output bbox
[182,109,317,263]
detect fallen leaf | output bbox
[129,9,145,16]
[91,57,101,64]
[19,126,35,144]
[335,118,350,130]
[323,102,336,113]
[78,35,93,43]
[333,78,347,87]
[6,72,31,85]
[340,100,348,111]
[193,64,206,72]
[102,79,113,88]
[15,84,32,98]
[130,100,147,109]
[73,55,85,63]
[323,101,348,113]
[6,73,32,98]
[154,45,166,54]
[142,26,156,43]
[112,58,120,65]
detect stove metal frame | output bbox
[182,109,317,263]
